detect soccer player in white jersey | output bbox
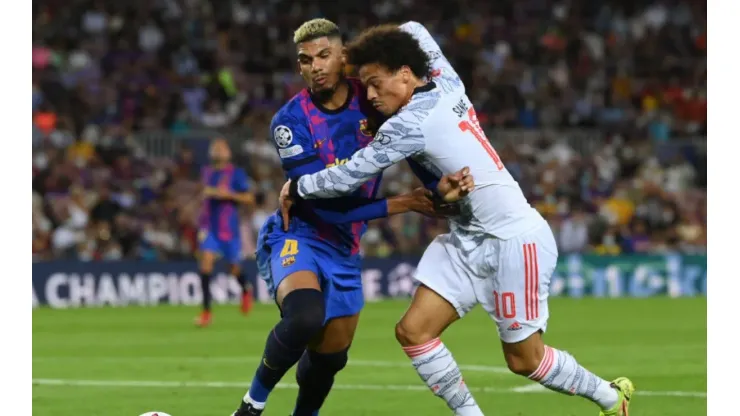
[280,22,635,416]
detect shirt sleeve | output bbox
[399,21,464,93]
[270,111,326,180]
[294,122,426,199]
[311,197,389,224]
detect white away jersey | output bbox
[295,21,546,241]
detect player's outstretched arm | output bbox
[400,167,474,218]
[309,194,411,224]
[399,21,463,92]
[281,167,469,229]
[286,125,426,201]
[312,165,473,224]
[396,188,461,218]
[312,187,459,224]
[310,197,390,224]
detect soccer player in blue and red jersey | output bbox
[230,19,471,416]
[195,139,255,327]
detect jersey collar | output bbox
[412,81,436,95]
[393,81,437,117]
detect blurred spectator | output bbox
[32,0,706,261]
[559,208,590,254]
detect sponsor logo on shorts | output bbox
[507,322,522,331]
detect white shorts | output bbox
[414,223,558,343]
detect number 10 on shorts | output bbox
[493,291,516,319]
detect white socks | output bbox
[403,338,484,416]
[529,346,619,410]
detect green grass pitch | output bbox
[33,298,706,415]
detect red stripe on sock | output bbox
[529,347,549,380]
[541,347,555,378]
[529,346,555,381]
[403,338,442,358]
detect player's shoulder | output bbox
[271,90,313,149]
[272,89,311,127]
[381,82,444,133]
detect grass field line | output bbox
[31,378,707,399]
[33,355,512,374]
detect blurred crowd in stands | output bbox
[32,0,706,261]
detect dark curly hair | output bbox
[346,25,431,79]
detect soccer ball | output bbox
[138,412,172,416]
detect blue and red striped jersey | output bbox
[199,164,250,241]
[269,79,383,256]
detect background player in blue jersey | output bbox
[196,139,255,327]
[231,19,472,416]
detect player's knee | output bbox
[295,348,349,388]
[504,353,540,376]
[502,331,546,376]
[309,348,349,374]
[282,289,326,339]
[394,319,435,347]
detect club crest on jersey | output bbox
[273,125,293,148]
[359,119,374,137]
[313,138,328,149]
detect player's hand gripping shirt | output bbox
[294,21,546,242]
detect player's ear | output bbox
[401,66,412,83]
[341,47,347,65]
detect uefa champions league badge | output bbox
[139,412,172,416]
